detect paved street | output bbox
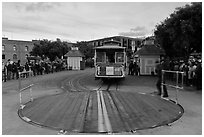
[2,68,202,135]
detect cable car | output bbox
[94,40,127,80]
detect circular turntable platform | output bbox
[18,91,183,133]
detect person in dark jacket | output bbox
[128,61,134,75]
[133,62,138,76]
[16,60,21,79]
[155,60,168,97]
[2,62,7,82]
[6,59,13,80]
[195,61,202,90]
[12,62,18,79]
[24,62,30,78]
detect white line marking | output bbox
[100,90,112,132]
[151,125,157,128]
[22,116,31,122]
[58,130,67,135]
[20,104,25,109]
[97,90,105,132]
[161,97,169,101]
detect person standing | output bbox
[128,61,134,75]
[155,60,168,97]
[2,62,7,82]
[188,62,194,86]
[6,59,13,80]
[24,62,30,78]
[12,62,18,79]
[183,62,189,86]
[16,60,21,79]
[195,61,202,90]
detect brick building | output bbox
[2,37,38,65]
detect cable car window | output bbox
[116,52,124,63]
[106,51,115,63]
[96,52,105,63]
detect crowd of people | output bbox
[128,57,202,91]
[2,59,67,82]
[154,57,202,97]
[3,56,202,91]
[164,58,202,90]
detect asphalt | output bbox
[2,68,202,135]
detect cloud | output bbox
[7,2,61,12]
[119,26,148,37]
[3,2,190,42]
[26,2,61,12]
[130,26,146,32]
[3,19,72,38]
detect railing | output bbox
[161,70,184,104]
[18,71,34,109]
[19,70,33,78]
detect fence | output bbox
[18,71,34,109]
[161,70,184,104]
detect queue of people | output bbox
[155,58,202,91]
[2,59,67,82]
[128,57,202,91]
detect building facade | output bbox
[2,37,37,65]
[86,36,142,53]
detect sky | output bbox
[2,2,190,42]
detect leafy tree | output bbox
[76,41,94,59]
[30,39,71,61]
[154,2,202,59]
[30,43,43,57]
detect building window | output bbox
[2,45,5,51]
[13,54,17,60]
[25,46,29,51]
[2,54,5,59]
[100,41,103,46]
[13,45,16,51]
[123,39,126,46]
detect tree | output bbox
[154,2,202,59]
[30,39,71,61]
[76,41,94,59]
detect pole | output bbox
[18,44,23,108]
[176,71,179,104]
[19,72,22,105]
[161,70,164,97]
[181,72,184,87]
